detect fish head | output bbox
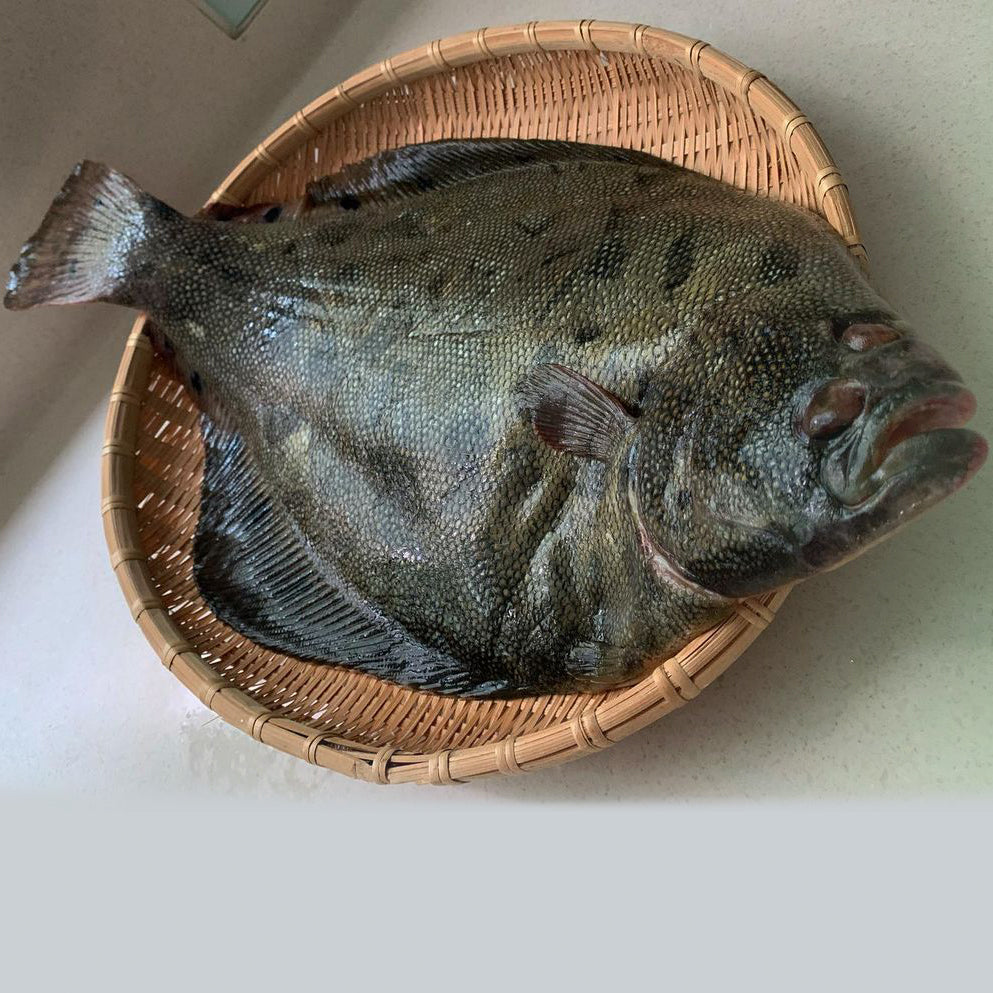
[630,309,986,599]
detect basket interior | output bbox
[132,46,815,756]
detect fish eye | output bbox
[797,378,866,441]
[834,320,900,351]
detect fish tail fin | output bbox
[4,161,180,311]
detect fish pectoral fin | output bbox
[518,363,637,462]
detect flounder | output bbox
[5,140,985,696]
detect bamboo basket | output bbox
[102,20,864,785]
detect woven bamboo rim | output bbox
[102,20,862,785]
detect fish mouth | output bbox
[822,383,986,513]
[802,384,985,573]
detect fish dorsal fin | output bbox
[518,363,636,462]
[201,201,285,223]
[306,139,666,209]
[194,414,485,694]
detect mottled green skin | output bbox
[12,142,976,697]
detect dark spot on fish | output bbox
[589,235,627,281]
[391,311,416,336]
[379,245,433,268]
[281,486,313,520]
[391,213,428,240]
[338,193,361,210]
[262,405,300,446]
[586,204,630,282]
[283,242,297,256]
[676,489,692,511]
[188,241,251,288]
[425,268,453,300]
[542,210,628,314]
[361,443,425,516]
[324,224,358,248]
[573,324,603,345]
[217,260,251,286]
[758,243,799,285]
[636,370,654,404]
[663,230,695,294]
[634,168,659,188]
[190,370,203,394]
[541,243,580,267]
[262,206,282,223]
[516,212,553,237]
[329,261,360,284]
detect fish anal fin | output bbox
[194,414,486,695]
[195,415,400,665]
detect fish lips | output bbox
[804,382,986,570]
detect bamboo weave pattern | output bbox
[102,21,858,784]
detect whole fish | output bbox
[5,140,985,697]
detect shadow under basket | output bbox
[102,19,864,785]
